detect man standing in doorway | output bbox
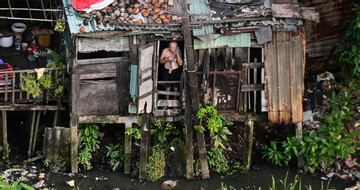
[159,41,183,100]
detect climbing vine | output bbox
[195,105,233,173]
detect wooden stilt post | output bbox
[243,118,254,170]
[71,74,80,173]
[53,109,59,127]
[139,113,150,178]
[181,0,210,179]
[185,79,194,180]
[28,111,36,157]
[1,110,8,156]
[31,111,41,155]
[296,122,304,169]
[124,122,133,175]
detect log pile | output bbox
[78,0,182,28]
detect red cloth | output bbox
[72,0,102,10]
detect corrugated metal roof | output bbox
[194,33,251,49]
[63,0,116,34]
[264,27,306,124]
[189,0,214,36]
[213,18,303,29]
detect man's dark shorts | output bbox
[162,67,181,89]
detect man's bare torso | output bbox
[161,48,180,70]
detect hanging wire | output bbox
[50,0,54,26]
[7,0,13,17]
[26,0,33,19]
[40,0,47,20]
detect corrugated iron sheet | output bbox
[194,33,251,49]
[63,0,115,34]
[189,0,214,36]
[305,0,356,58]
[264,27,305,124]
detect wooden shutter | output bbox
[138,43,155,114]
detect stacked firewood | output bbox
[80,0,181,28]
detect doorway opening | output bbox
[154,40,184,116]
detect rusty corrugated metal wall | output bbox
[304,0,356,60]
[264,27,306,124]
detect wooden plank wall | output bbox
[264,27,305,124]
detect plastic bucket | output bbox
[37,34,52,47]
[0,36,14,47]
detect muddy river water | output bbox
[45,162,352,190]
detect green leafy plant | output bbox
[195,105,233,149]
[263,90,360,172]
[0,181,35,190]
[21,74,42,99]
[217,183,236,190]
[78,124,100,170]
[151,120,180,144]
[194,106,233,173]
[46,49,67,94]
[106,144,125,167]
[146,145,166,182]
[125,124,141,140]
[21,49,67,98]
[43,158,50,167]
[262,141,288,167]
[231,161,248,173]
[207,148,230,173]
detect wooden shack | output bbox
[63,0,319,177]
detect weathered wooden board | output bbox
[74,63,117,75]
[138,43,155,114]
[78,36,129,53]
[129,65,138,114]
[78,81,119,115]
[264,28,305,124]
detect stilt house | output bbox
[62,0,319,175]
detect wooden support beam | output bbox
[243,119,254,170]
[71,74,80,174]
[53,109,59,127]
[1,111,8,156]
[0,105,65,111]
[70,116,79,174]
[31,111,41,156]
[181,0,210,179]
[124,122,133,175]
[75,57,129,66]
[185,79,194,180]
[139,113,150,178]
[117,62,129,116]
[78,115,138,124]
[296,122,304,169]
[28,111,36,157]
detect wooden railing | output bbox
[0,67,67,105]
